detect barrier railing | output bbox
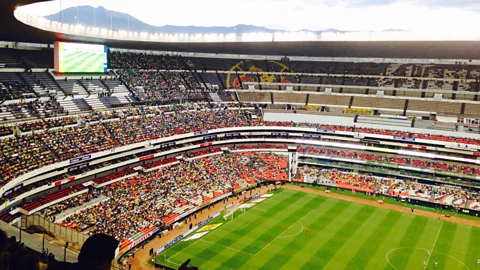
[25,214,88,246]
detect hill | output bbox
[44,6,349,34]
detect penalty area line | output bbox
[199,239,255,256]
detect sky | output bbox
[18,0,480,33]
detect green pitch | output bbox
[60,50,105,73]
[156,189,480,269]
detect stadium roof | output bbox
[2,0,480,59]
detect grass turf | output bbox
[155,189,480,270]
[293,183,480,221]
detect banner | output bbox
[271,132,289,137]
[344,108,372,115]
[302,105,321,111]
[160,142,176,149]
[303,134,321,139]
[117,227,159,257]
[69,155,91,164]
[156,212,221,255]
[393,136,415,142]
[139,154,154,161]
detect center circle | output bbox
[386,247,470,270]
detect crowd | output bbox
[2,103,480,191]
[299,166,480,210]
[112,51,206,103]
[118,69,205,102]
[56,152,286,242]
[18,116,77,133]
[39,190,101,222]
[109,51,184,70]
[298,147,480,176]
[5,99,64,119]
[230,145,288,150]
[0,134,58,185]
[0,125,12,137]
[110,52,480,80]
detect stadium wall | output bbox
[263,112,480,139]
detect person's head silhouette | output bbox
[78,234,119,270]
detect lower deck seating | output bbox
[92,168,136,186]
[187,148,221,158]
[0,212,20,223]
[21,184,86,212]
[143,157,177,170]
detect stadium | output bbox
[0,0,479,269]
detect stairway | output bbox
[209,92,223,103]
[84,97,107,110]
[57,80,89,97]
[58,99,80,113]
[116,95,131,104]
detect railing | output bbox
[25,214,88,246]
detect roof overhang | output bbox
[2,0,480,59]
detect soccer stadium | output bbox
[0,0,479,269]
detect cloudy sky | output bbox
[20,0,480,33]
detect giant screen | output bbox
[54,42,108,73]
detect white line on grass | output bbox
[254,207,317,256]
[424,221,444,270]
[235,211,268,231]
[165,258,182,266]
[251,207,268,213]
[223,208,268,231]
[199,239,256,256]
[278,222,304,239]
[267,199,317,210]
[223,208,269,230]
[386,247,470,270]
[166,237,203,262]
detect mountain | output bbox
[45,6,405,35]
[45,6,159,33]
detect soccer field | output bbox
[156,189,480,270]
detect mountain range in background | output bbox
[45,6,406,35]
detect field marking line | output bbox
[250,207,268,213]
[267,199,316,209]
[165,258,182,266]
[166,236,204,262]
[386,247,470,270]
[385,249,399,270]
[278,221,304,239]
[254,206,317,256]
[234,211,267,231]
[199,239,256,256]
[222,209,264,230]
[424,221,444,270]
[223,208,269,230]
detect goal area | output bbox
[223,203,245,220]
